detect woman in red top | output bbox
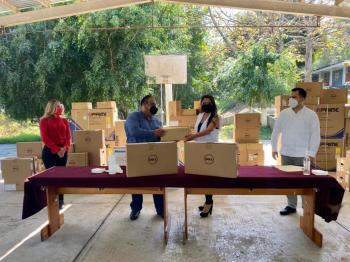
[40,99,71,209]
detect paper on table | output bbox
[275,165,303,172]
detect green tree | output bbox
[215,42,299,108]
[0,4,211,120]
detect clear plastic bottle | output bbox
[303,151,311,176]
[107,148,117,175]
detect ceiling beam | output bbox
[0,0,18,13]
[0,0,150,28]
[163,0,350,20]
[36,0,51,8]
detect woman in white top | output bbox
[185,95,220,217]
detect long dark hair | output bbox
[200,95,218,127]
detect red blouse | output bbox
[40,117,71,154]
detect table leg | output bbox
[300,190,323,247]
[163,188,170,244]
[183,189,188,242]
[41,186,64,241]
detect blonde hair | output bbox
[42,99,65,119]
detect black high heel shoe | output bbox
[198,204,205,211]
[200,204,213,218]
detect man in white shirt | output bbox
[271,87,320,215]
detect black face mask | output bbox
[150,105,158,115]
[202,104,214,113]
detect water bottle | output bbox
[303,151,311,176]
[107,148,118,175]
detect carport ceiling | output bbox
[0,0,350,28]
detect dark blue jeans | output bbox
[130,194,164,214]
[42,146,67,207]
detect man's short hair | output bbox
[291,87,307,99]
[140,95,153,106]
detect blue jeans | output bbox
[130,194,164,214]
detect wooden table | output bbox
[41,186,170,244]
[183,187,323,247]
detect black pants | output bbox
[42,146,67,207]
[130,194,164,214]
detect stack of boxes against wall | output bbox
[1,142,43,191]
[233,113,264,166]
[275,82,349,171]
[70,101,127,166]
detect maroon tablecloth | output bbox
[22,166,344,222]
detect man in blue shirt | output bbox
[125,95,166,220]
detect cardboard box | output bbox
[114,147,126,166]
[168,101,182,117]
[239,143,264,166]
[275,95,289,108]
[115,120,127,147]
[275,96,289,116]
[16,142,42,158]
[320,89,348,104]
[96,101,117,109]
[316,139,344,171]
[296,82,323,97]
[67,152,89,167]
[316,104,345,139]
[126,142,178,177]
[69,143,75,153]
[90,148,107,166]
[194,101,201,110]
[304,96,319,105]
[335,171,349,191]
[71,109,90,130]
[89,108,118,130]
[74,130,106,166]
[184,142,239,178]
[337,157,350,173]
[1,158,35,191]
[161,127,191,142]
[34,158,45,173]
[233,127,260,143]
[234,113,261,129]
[182,109,196,116]
[74,130,105,150]
[345,105,350,119]
[170,115,196,128]
[344,119,350,154]
[72,102,92,110]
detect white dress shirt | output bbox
[271,106,320,158]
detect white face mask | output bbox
[288,98,298,109]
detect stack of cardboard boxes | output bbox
[67,144,89,167]
[275,82,348,171]
[74,130,107,166]
[1,142,43,191]
[167,100,199,128]
[71,101,126,149]
[233,113,264,166]
[315,87,347,171]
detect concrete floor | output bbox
[0,186,349,262]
